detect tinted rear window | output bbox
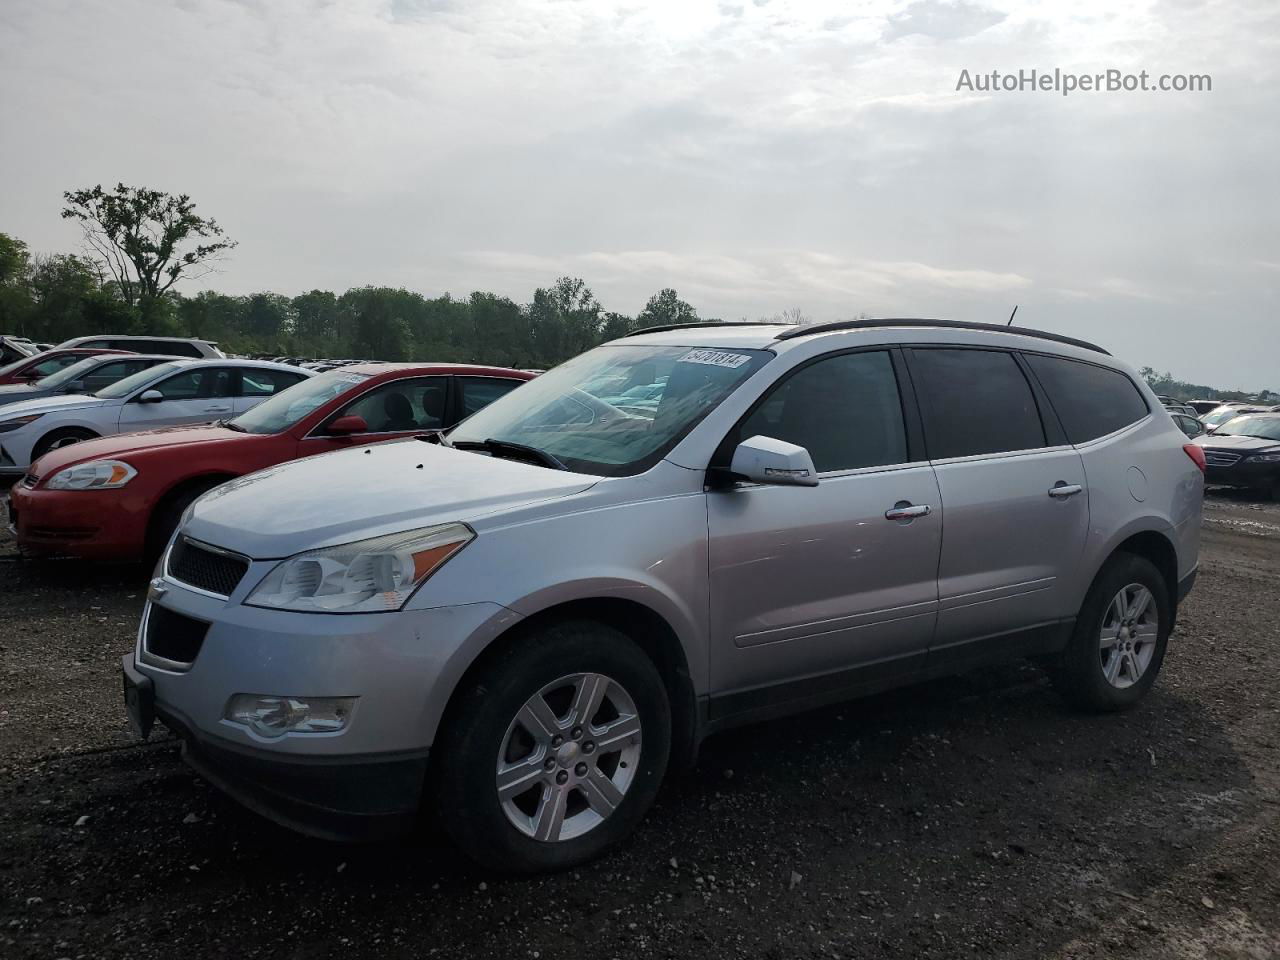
[1024,354,1149,444]
[909,348,1046,460]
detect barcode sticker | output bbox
[677,349,751,369]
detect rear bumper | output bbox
[126,656,427,841]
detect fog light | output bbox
[225,694,356,738]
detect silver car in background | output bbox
[123,319,1204,872]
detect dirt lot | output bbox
[2,489,1278,960]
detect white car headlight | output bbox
[244,522,474,613]
[44,460,137,490]
[0,413,43,434]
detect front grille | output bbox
[167,536,249,597]
[1203,451,1242,467]
[143,604,209,666]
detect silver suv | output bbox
[122,319,1204,872]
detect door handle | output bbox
[204,405,232,413]
[1048,482,1083,499]
[885,502,931,521]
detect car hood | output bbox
[183,440,600,559]
[1196,434,1280,453]
[0,392,113,420]
[0,384,53,407]
[28,424,256,479]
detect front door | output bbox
[707,349,942,718]
[117,366,238,431]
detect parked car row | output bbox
[9,363,532,560]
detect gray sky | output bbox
[2,0,1276,389]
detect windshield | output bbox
[1202,407,1249,427]
[94,361,184,399]
[35,356,103,389]
[229,369,373,434]
[1217,416,1280,442]
[448,343,772,475]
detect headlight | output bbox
[44,460,137,490]
[0,414,42,434]
[1249,452,1280,462]
[244,522,474,613]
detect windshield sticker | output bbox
[677,349,751,369]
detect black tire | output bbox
[432,620,671,874]
[1051,553,1171,712]
[146,479,227,562]
[31,427,97,462]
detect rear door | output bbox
[905,347,1090,668]
[707,348,942,714]
[116,366,239,431]
[452,375,524,427]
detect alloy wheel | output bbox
[496,672,642,842]
[1099,583,1159,689]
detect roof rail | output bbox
[773,318,1109,355]
[623,321,784,338]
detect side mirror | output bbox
[728,435,819,487]
[327,414,368,435]
[137,389,164,404]
[64,380,86,393]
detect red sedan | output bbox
[9,363,533,562]
[0,347,133,386]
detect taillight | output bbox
[1183,443,1206,473]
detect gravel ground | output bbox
[2,489,1278,959]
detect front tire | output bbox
[1052,553,1171,712]
[31,427,97,462]
[433,620,671,874]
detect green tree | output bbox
[0,232,34,331]
[61,183,236,330]
[636,288,698,328]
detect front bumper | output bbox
[127,576,520,839]
[1204,461,1279,489]
[125,653,426,840]
[9,482,149,559]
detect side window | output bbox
[456,377,522,421]
[1023,353,1150,444]
[150,368,235,401]
[327,377,448,434]
[82,359,150,392]
[909,348,1046,459]
[31,355,83,377]
[241,370,305,397]
[734,351,909,473]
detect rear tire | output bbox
[432,620,671,874]
[31,427,97,463]
[1051,553,1171,712]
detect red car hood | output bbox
[29,425,260,479]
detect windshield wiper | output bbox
[218,419,247,432]
[451,438,567,471]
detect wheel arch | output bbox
[145,471,240,552]
[434,596,700,773]
[1090,525,1181,628]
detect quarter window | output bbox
[909,348,1046,459]
[1023,353,1149,444]
[734,351,908,473]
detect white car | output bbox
[0,359,312,476]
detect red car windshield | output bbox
[228,369,373,434]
